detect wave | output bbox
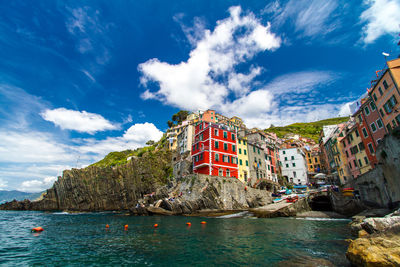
[215,211,251,218]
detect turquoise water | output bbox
[0,211,351,266]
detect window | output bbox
[368,143,374,154]
[358,159,363,167]
[285,157,288,161]
[358,114,363,123]
[258,159,261,166]
[267,165,270,170]
[293,171,296,178]
[244,149,247,155]
[243,140,246,145]
[378,87,383,96]
[257,148,260,154]
[199,153,203,160]
[271,166,274,173]
[308,159,312,164]
[379,109,385,117]
[239,159,243,165]
[383,95,398,114]
[362,128,368,138]
[231,133,235,141]
[383,80,388,89]
[364,157,369,165]
[254,157,257,163]
[232,145,236,152]
[224,143,228,151]
[364,106,370,115]
[370,101,376,111]
[376,139,381,145]
[253,146,256,152]
[291,156,294,160]
[238,139,241,144]
[373,93,377,101]
[314,158,318,163]
[226,169,230,177]
[396,114,400,126]
[353,160,357,168]
[214,129,218,136]
[370,122,377,132]
[286,164,289,168]
[246,160,248,166]
[215,141,219,149]
[358,142,364,150]
[387,123,392,132]
[283,151,286,154]
[377,118,383,128]
[200,133,203,141]
[345,150,349,157]
[239,148,242,154]
[219,168,223,176]
[355,129,359,137]
[215,153,219,162]
[349,161,352,169]
[292,163,296,167]
[348,133,353,141]
[223,131,227,139]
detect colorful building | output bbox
[177,124,194,154]
[192,122,238,178]
[247,142,267,185]
[368,58,400,132]
[279,148,308,185]
[237,137,249,183]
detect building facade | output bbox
[247,142,267,185]
[279,148,308,185]
[237,137,249,183]
[192,122,238,178]
[369,58,400,132]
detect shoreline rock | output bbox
[346,208,400,266]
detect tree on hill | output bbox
[167,110,189,127]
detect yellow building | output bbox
[237,137,249,183]
[348,126,371,176]
[305,146,321,174]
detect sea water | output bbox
[0,211,351,266]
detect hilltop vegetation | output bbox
[266,117,350,141]
[90,133,169,168]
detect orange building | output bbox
[368,58,400,132]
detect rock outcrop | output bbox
[346,209,400,266]
[130,174,275,215]
[0,149,173,211]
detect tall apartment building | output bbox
[191,122,238,178]
[368,58,400,132]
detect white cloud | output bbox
[41,108,118,134]
[0,131,75,163]
[263,0,340,39]
[360,0,400,44]
[338,101,353,117]
[139,6,281,111]
[123,122,163,143]
[20,176,57,193]
[76,122,163,155]
[0,178,7,190]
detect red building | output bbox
[192,122,238,178]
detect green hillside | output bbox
[266,117,350,141]
[0,190,43,204]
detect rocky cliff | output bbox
[0,149,173,211]
[130,174,275,216]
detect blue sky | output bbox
[0,0,399,192]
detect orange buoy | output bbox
[105,224,110,229]
[31,227,44,232]
[186,222,191,226]
[201,221,207,225]
[153,224,158,228]
[124,224,128,230]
